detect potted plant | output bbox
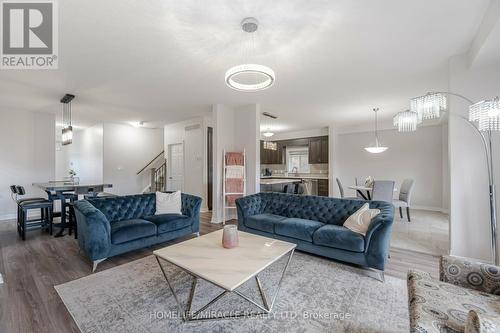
[68,169,79,184]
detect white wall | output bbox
[103,123,163,195]
[212,104,235,223]
[212,104,260,223]
[329,126,340,197]
[448,54,500,261]
[164,117,210,210]
[56,124,103,183]
[235,105,260,195]
[332,124,447,211]
[0,110,55,220]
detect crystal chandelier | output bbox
[364,108,388,154]
[410,92,447,121]
[263,141,277,150]
[469,97,500,132]
[225,18,275,92]
[393,110,420,132]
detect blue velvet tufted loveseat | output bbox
[236,192,394,274]
[73,192,201,271]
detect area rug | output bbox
[55,252,409,333]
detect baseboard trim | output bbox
[0,213,16,221]
[412,205,449,214]
[0,212,43,221]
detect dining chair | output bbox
[336,178,359,199]
[393,179,415,222]
[355,177,370,199]
[371,180,395,203]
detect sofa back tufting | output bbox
[248,192,392,226]
[87,193,156,222]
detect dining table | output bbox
[347,185,397,201]
[33,181,113,237]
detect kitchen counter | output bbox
[260,175,329,180]
[260,178,302,185]
[260,175,329,196]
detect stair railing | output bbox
[137,151,164,175]
[150,162,166,192]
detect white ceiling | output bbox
[0,0,496,133]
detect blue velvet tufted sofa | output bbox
[236,192,394,276]
[73,192,201,272]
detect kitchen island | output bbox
[260,175,329,196]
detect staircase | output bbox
[137,151,166,193]
[150,162,166,192]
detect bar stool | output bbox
[10,185,45,203]
[18,200,53,240]
[11,185,53,240]
[11,185,47,228]
[46,191,78,237]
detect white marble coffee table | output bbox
[153,229,296,321]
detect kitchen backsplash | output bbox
[261,163,328,175]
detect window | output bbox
[287,147,310,173]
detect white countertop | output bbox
[261,175,329,180]
[260,178,302,185]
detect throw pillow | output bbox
[343,203,381,235]
[155,191,181,215]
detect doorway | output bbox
[167,143,184,191]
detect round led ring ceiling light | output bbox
[225,64,275,92]
[225,17,275,92]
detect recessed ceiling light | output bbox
[130,121,145,128]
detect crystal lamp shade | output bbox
[225,64,275,92]
[263,141,277,150]
[393,110,420,132]
[410,93,447,121]
[469,97,500,132]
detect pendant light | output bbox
[263,128,274,137]
[261,112,277,150]
[225,17,275,92]
[364,108,388,154]
[61,94,75,146]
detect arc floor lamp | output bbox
[394,92,499,265]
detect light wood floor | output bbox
[0,212,438,333]
[391,209,449,255]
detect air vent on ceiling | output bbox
[262,112,278,119]
[185,124,201,131]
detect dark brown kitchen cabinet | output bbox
[260,141,283,164]
[320,136,329,164]
[281,138,310,147]
[317,179,329,196]
[308,136,328,164]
